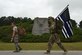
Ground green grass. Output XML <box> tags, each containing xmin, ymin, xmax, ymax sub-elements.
<box><xmin>0</xmin><ymin>42</ymin><xmax>82</xmax><ymax>50</ymax></box>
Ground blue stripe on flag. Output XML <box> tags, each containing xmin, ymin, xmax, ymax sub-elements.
<box><xmin>56</xmin><ymin>6</ymin><xmax>73</xmax><ymax>38</ymax></box>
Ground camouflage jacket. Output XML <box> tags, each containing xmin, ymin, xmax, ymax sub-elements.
<box><xmin>49</xmin><ymin>20</ymin><xmax>63</xmax><ymax>34</ymax></box>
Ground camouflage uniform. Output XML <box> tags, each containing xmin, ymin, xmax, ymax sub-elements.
<box><xmin>13</xmin><ymin>26</ymin><xmax>22</xmax><ymax>52</ymax></box>
<box><xmin>46</xmin><ymin>17</ymin><xmax>67</xmax><ymax>53</ymax></box>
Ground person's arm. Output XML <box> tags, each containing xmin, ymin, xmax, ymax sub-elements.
<box><xmin>23</xmin><ymin>28</ymin><xmax>26</xmax><ymax>35</ymax></box>
<box><xmin>11</xmin><ymin>28</ymin><xmax>16</xmax><ymax>42</ymax></box>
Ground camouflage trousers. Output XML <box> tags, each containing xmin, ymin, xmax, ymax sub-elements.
<box><xmin>47</xmin><ymin>33</ymin><xmax>67</xmax><ymax>52</ymax></box>
<box><xmin>13</xmin><ymin>35</ymin><xmax>21</xmax><ymax>51</ymax></box>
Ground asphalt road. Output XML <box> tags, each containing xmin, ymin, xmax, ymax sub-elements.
<box><xmin>0</xmin><ymin>51</ymin><xmax>82</xmax><ymax>55</ymax></box>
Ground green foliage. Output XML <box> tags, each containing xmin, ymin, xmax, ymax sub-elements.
<box><xmin>0</xmin><ymin>25</ymin><xmax>82</xmax><ymax>42</ymax></box>
<box><xmin>0</xmin><ymin>26</ymin><xmax>12</xmax><ymax>42</ymax></box>
<box><xmin>70</xmin><ymin>19</ymin><xmax>77</xmax><ymax>28</ymax></box>
<box><xmin>18</xmin><ymin>22</ymin><xmax>33</xmax><ymax>33</ymax></box>
<box><xmin>20</xmin><ymin>33</ymin><xmax>50</xmax><ymax>43</ymax></box>
<box><xmin>79</xmin><ymin>20</ymin><xmax>82</xmax><ymax>29</ymax></box>
<box><xmin>0</xmin><ymin>16</ymin><xmax>82</xmax><ymax>42</ymax></box>
<box><xmin>60</xmin><ymin>27</ymin><xmax>82</xmax><ymax>42</ymax></box>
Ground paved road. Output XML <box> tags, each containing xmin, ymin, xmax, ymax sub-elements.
<box><xmin>0</xmin><ymin>51</ymin><xmax>82</xmax><ymax>55</ymax></box>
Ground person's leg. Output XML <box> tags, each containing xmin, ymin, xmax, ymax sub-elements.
<box><xmin>54</xmin><ymin>33</ymin><xmax>67</xmax><ymax>52</ymax></box>
<box><xmin>13</xmin><ymin>37</ymin><xmax>21</xmax><ymax>52</ymax></box>
<box><xmin>18</xmin><ymin>44</ymin><xmax>22</xmax><ymax>51</ymax></box>
<box><xmin>45</xmin><ymin>35</ymin><xmax>55</xmax><ymax>54</ymax></box>
<box><xmin>14</xmin><ymin>42</ymin><xmax>20</xmax><ymax>52</ymax></box>
<box><xmin>57</xmin><ymin>42</ymin><xmax>67</xmax><ymax>52</ymax></box>
<box><xmin>17</xmin><ymin>36</ymin><xmax>22</xmax><ymax>51</ymax></box>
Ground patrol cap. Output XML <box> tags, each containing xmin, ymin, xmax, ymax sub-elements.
<box><xmin>48</xmin><ymin>16</ymin><xmax>55</xmax><ymax>21</ymax></box>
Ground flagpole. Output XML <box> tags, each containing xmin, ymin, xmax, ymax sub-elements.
<box><xmin>55</xmin><ymin>5</ymin><xmax>69</xmax><ymax>35</ymax></box>
<box><xmin>55</xmin><ymin>4</ymin><xmax>69</xmax><ymax>19</ymax></box>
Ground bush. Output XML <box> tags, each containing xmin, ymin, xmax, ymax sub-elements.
<box><xmin>0</xmin><ymin>26</ymin><xmax>12</xmax><ymax>42</ymax></box>
<box><xmin>60</xmin><ymin>28</ymin><xmax>82</xmax><ymax>42</ymax></box>
<box><xmin>0</xmin><ymin>25</ymin><xmax>50</xmax><ymax>42</ymax></box>
<box><xmin>0</xmin><ymin>25</ymin><xmax>82</xmax><ymax>43</ymax></box>
<box><xmin>20</xmin><ymin>33</ymin><xmax>50</xmax><ymax>43</ymax></box>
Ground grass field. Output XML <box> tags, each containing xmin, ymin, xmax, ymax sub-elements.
<box><xmin>0</xmin><ymin>42</ymin><xmax>82</xmax><ymax>50</ymax></box>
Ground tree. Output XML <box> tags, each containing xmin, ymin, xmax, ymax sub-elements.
<box><xmin>0</xmin><ymin>16</ymin><xmax>6</xmax><ymax>26</ymax></box>
<box><xmin>79</xmin><ymin>20</ymin><xmax>82</xmax><ymax>29</ymax></box>
<box><xmin>70</xmin><ymin>19</ymin><xmax>77</xmax><ymax>28</ymax></box>
<box><xmin>22</xmin><ymin>17</ymin><xmax>28</xmax><ymax>22</ymax></box>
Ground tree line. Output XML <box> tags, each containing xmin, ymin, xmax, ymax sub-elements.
<box><xmin>0</xmin><ymin>16</ymin><xmax>82</xmax><ymax>42</ymax></box>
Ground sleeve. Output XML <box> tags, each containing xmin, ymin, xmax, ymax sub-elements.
<box><xmin>13</xmin><ymin>27</ymin><xmax>17</xmax><ymax>32</ymax></box>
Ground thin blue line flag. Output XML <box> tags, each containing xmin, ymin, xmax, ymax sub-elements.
<box><xmin>56</xmin><ymin>5</ymin><xmax>73</xmax><ymax>38</ymax></box>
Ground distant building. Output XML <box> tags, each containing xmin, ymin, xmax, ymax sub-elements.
<box><xmin>32</xmin><ymin>17</ymin><xmax>49</xmax><ymax>35</ymax></box>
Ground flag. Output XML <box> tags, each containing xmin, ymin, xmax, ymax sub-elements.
<box><xmin>56</xmin><ymin>5</ymin><xmax>73</xmax><ymax>38</ymax></box>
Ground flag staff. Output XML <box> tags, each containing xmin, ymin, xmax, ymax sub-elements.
<box><xmin>55</xmin><ymin>5</ymin><xmax>69</xmax><ymax>33</ymax></box>
<box><xmin>55</xmin><ymin>4</ymin><xmax>69</xmax><ymax>19</ymax></box>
